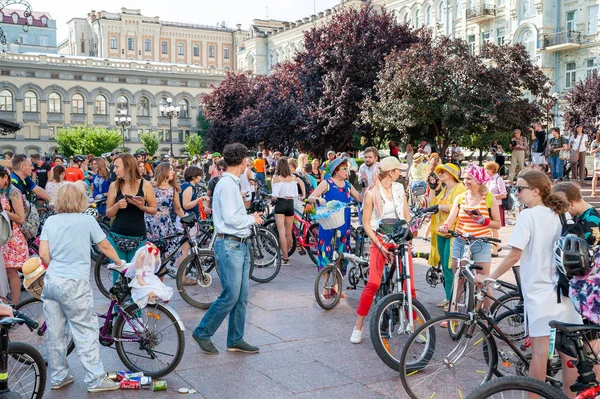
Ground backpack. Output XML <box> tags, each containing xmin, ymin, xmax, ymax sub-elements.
<box><xmin>556</xmin><ymin>214</ymin><xmax>586</xmax><ymax>302</ymax></box>
<box><xmin>496</xmin><ymin>176</ymin><xmax>514</xmax><ymax>211</ymax></box>
<box><xmin>7</xmin><ymin>182</ymin><xmax>39</xmax><ymax>241</ymax></box>
<box><xmin>293</xmin><ymin>172</ymin><xmax>314</xmax><ymax>197</ymax></box>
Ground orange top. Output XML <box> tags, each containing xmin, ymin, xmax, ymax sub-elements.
<box><xmin>254</xmin><ymin>158</ymin><xmax>267</xmax><ymax>173</ymax></box>
<box><xmin>64</xmin><ymin>167</ymin><xmax>84</xmax><ymax>182</ymax></box>
<box><xmin>455</xmin><ymin>194</ymin><xmax>491</xmax><ymax>238</ymax></box>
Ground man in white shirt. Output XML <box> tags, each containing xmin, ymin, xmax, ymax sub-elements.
<box><xmin>419</xmin><ymin>139</ymin><xmax>432</xmax><ymax>155</ymax></box>
<box><xmin>358</xmin><ymin>147</ymin><xmax>379</xmax><ymax>189</ymax></box>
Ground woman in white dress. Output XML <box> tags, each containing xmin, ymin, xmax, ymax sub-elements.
<box><xmin>476</xmin><ymin>169</ymin><xmax>581</xmax><ymax>398</ymax></box>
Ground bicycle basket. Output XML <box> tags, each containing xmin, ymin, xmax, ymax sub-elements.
<box><xmin>312</xmin><ymin>200</ymin><xmax>347</xmax><ymax>230</ymax></box>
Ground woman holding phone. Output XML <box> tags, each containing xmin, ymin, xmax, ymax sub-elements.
<box><xmin>106</xmin><ymin>154</ymin><xmax>157</xmax><ymax>263</ymax></box>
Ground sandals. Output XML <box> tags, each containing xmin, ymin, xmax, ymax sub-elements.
<box><xmin>592</xmin><ymin>193</ymin><xmax>597</xmax><ymax>198</ymax></box>
<box><xmin>282</xmin><ymin>258</ymin><xmax>290</xmax><ymax>265</ymax></box>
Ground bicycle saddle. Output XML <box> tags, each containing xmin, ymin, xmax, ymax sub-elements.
<box><xmin>181</xmin><ymin>213</ymin><xmax>198</xmax><ymax>226</ymax></box>
<box><xmin>549</xmin><ymin>320</ymin><xmax>600</xmax><ymax>334</ymax></box>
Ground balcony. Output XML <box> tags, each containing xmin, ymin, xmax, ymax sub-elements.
<box><xmin>466</xmin><ymin>5</ymin><xmax>496</xmax><ymax>23</ymax></box>
<box><xmin>542</xmin><ymin>31</ymin><xmax>582</xmax><ymax>52</ymax></box>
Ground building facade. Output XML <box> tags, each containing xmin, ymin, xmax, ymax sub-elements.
<box><xmin>0</xmin><ymin>52</ymin><xmax>225</xmax><ymax>156</ymax></box>
<box><xmin>60</xmin><ymin>8</ymin><xmax>246</xmax><ymax>72</ymax></box>
<box><xmin>0</xmin><ymin>8</ymin><xmax>57</xmax><ymax>54</ymax></box>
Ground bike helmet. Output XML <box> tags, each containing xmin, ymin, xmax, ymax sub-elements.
<box><xmin>553</xmin><ymin>234</ymin><xmax>591</xmax><ymax>278</ymax></box>
<box><xmin>72</xmin><ymin>155</ymin><xmax>85</xmax><ymax>163</ymax></box>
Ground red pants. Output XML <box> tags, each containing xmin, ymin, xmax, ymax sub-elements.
<box><xmin>356</xmin><ymin>241</ymin><xmax>416</xmax><ymax>317</ymax></box>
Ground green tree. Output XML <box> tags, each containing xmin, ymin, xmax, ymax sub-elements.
<box><xmin>139</xmin><ymin>131</ymin><xmax>160</xmax><ymax>157</ymax></box>
<box><xmin>56</xmin><ymin>125</ymin><xmax>122</xmax><ymax>156</ymax></box>
<box><xmin>185</xmin><ymin>133</ymin><xmax>204</xmax><ymax>158</ymax></box>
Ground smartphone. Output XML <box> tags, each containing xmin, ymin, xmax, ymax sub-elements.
<box><xmin>466</xmin><ymin>209</ymin><xmax>481</xmax><ymax>217</ymax></box>
<box><xmin>124</xmin><ymin>194</ymin><xmax>133</xmax><ymax>199</ymax></box>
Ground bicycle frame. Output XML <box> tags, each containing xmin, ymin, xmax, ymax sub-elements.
<box><xmin>0</xmin><ymin>326</ymin><xmax>9</xmax><ymax>392</ymax></box>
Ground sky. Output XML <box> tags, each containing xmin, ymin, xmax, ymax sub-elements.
<box><xmin>37</xmin><ymin>0</ymin><xmax>342</xmax><ymax>41</ymax></box>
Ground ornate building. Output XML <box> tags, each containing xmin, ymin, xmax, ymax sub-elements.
<box><xmin>0</xmin><ymin>8</ymin><xmax>57</xmax><ymax>54</ymax></box>
<box><xmin>0</xmin><ymin>52</ymin><xmax>225</xmax><ymax>155</ymax></box>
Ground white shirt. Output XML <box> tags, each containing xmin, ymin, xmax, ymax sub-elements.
<box><xmin>508</xmin><ymin>205</ymin><xmax>582</xmax><ymax>336</ymax></box>
<box><xmin>421</xmin><ymin>144</ymin><xmax>432</xmax><ymax>155</ymax></box>
<box><xmin>569</xmin><ymin>134</ymin><xmax>588</xmax><ymax>152</ymax></box>
<box><xmin>213</xmin><ymin>173</ymin><xmax>255</xmax><ymax>237</ymax></box>
<box><xmin>239</xmin><ymin>168</ymin><xmax>253</xmax><ymax>201</ymax></box>
<box><xmin>358</xmin><ymin>162</ymin><xmax>379</xmax><ymax>187</ymax></box>
<box><xmin>272</xmin><ymin>179</ymin><xmax>298</xmax><ymax>199</ymax></box>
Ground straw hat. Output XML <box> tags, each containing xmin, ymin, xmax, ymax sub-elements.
<box><xmin>413</xmin><ymin>153</ymin><xmax>425</xmax><ymax>163</ymax></box>
<box><xmin>22</xmin><ymin>257</ymin><xmax>46</xmax><ymax>300</ymax></box>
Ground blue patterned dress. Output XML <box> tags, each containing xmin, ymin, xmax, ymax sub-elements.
<box><xmin>145</xmin><ymin>187</ymin><xmax>179</xmax><ymax>255</ymax></box>
<box><xmin>317</xmin><ymin>178</ymin><xmax>352</xmax><ymax>274</ymax></box>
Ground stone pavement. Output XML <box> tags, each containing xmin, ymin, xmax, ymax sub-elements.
<box><xmin>35</xmin><ymin>223</ymin><xmax>518</xmax><ymax>399</ymax></box>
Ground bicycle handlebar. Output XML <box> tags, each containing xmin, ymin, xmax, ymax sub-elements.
<box><xmin>447</xmin><ymin>230</ymin><xmax>502</xmax><ymax>244</ymax></box>
<box><xmin>462</xmin><ymin>264</ymin><xmax>501</xmax><ymax>290</ymax></box>
<box><xmin>12</xmin><ymin>309</ymin><xmax>39</xmax><ymax>330</ymax></box>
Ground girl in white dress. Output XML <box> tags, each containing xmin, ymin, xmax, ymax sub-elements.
<box><xmin>476</xmin><ymin>169</ymin><xmax>581</xmax><ymax>398</ymax></box>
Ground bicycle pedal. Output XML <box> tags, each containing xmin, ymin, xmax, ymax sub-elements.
<box><xmin>346</xmin><ymin>286</ymin><xmax>355</xmax><ymax>290</ymax></box>
<box><xmin>298</xmin><ymin>249</ymin><xmax>307</xmax><ymax>256</ymax></box>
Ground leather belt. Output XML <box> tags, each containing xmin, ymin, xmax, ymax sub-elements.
<box><xmin>217</xmin><ymin>234</ymin><xmax>248</xmax><ymax>243</ymax></box>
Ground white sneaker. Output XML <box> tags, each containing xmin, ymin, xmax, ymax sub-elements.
<box><xmin>350</xmin><ymin>328</ymin><xmax>362</xmax><ymax>344</ymax></box>
<box><xmin>87</xmin><ymin>376</ymin><xmax>120</xmax><ymax>392</ymax></box>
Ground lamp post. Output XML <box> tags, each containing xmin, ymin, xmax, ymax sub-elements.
<box><xmin>159</xmin><ymin>97</ymin><xmax>180</xmax><ymax>156</ymax></box>
<box><xmin>114</xmin><ymin>113</ymin><xmax>131</xmax><ymax>151</ymax></box>
<box><xmin>0</xmin><ymin>0</ymin><xmax>33</xmax><ymax>45</ymax></box>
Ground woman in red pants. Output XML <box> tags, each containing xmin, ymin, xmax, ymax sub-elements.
<box><xmin>350</xmin><ymin>157</ymin><xmax>411</xmax><ymax>344</ymax></box>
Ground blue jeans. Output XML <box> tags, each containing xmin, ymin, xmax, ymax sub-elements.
<box><xmin>194</xmin><ymin>238</ymin><xmax>250</xmax><ymax>347</ymax></box>
<box><xmin>255</xmin><ymin>172</ymin><xmax>267</xmax><ymax>193</ymax></box>
<box><xmin>548</xmin><ymin>155</ymin><xmax>564</xmax><ymax>180</ymax></box>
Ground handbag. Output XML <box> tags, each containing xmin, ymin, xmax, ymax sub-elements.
<box><xmin>108</xmin><ymin>232</ymin><xmax>145</xmax><ymax>253</ymax></box>
<box><xmin>570</xmin><ymin>135</ymin><xmax>583</xmax><ymax>163</ymax></box>
<box><xmin>0</xmin><ymin>211</ymin><xmax>12</xmax><ymax>247</ymax></box>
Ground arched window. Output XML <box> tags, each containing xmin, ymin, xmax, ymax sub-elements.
<box><xmin>116</xmin><ymin>95</ymin><xmax>129</xmax><ymax>115</ymax></box>
<box><xmin>401</xmin><ymin>11</ymin><xmax>409</xmax><ymax>23</ymax></box>
<box><xmin>24</xmin><ymin>91</ymin><xmax>37</xmax><ymax>112</ymax></box>
<box><xmin>159</xmin><ymin>97</ymin><xmax>168</xmax><ymax>107</ymax></box>
<box><xmin>71</xmin><ymin>93</ymin><xmax>84</xmax><ymax>114</ymax></box>
<box><xmin>48</xmin><ymin>92</ymin><xmax>61</xmax><ymax>113</ymax></box>
<box><xmin>0</xmin><ymin>90</ymin><xmax>13</xmax><ymax>111</ymax></box>
<box><xmin>94</xmin><ymin>95</ymin><xmax>107</xmax><ymax>115</ymax></box>
<box><xmin>425</xmin><ymin>5</ymin><xmax>432</xmax><ymax>26</ymax></box>
<box><xmin>437</xmin><ymin>2</ymin><xmax>444</xmax><ymax>21</ymax></box>
<box><xmin>520</xmin><ymin>28</ymin><xmax>536</xmax><ymax>59</ymax></box>
<box><xmin>137</xmin><ymin>97</ymin><xmax>150</xmax><ymax>116</ymax></box>
<box><xmin>178</xmin><ymin>99</ymin><xmax>189</xmax><ymax>118</ymax></box>
<box><xmin>11</xmin><ymin>13</ymin><xmax>17</xmax><ymax>24</ymax></box>
<box><xmin>414</xmin><ymin>9</ymin><xmax>421</xmax><ymax>26</ymax></box>
<box><xmin>455</xmin><ymin>0</ymin><xmax>462</xmax><ymax>18</ymax></box>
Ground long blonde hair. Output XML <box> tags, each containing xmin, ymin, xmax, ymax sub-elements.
<box><xmin>367</xmin><ymin>166</ymin><xmax>393</xmax><ymax>217</ymax></box>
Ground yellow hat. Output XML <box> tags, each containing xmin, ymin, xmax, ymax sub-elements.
<box><xmin>435</xmin><ymin>163</ymin><xmax>461</xmax><ymax>182</ymax></box>
<box><xmin>22</xmin><ymin>257</ymin><xmax>46</xmax><ymax>300</ymax></box>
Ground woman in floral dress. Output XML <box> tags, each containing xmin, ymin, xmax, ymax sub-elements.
<box><xmin>145</xmin><ymin>163</ymin><xmax>184</xmax><ymax>258</ymax></box>
<box><xmin>0</xmin><ymin>166</ymin><xmax>28</xmax><ymax>303</ymax></box>
<box><xmin>308</xmin><ymin>157</ymin><xmax>361</xmax><ymax>274</ymax></box>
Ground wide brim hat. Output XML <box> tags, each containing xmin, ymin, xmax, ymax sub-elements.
<box><xmin>413</xmin><ymin>153</ymin><xmax>425</xmax><ymax>162</ymax></box>
<box><xmin>379</xmin><ymin>156</ymin><xmax>407</xmax><ymax>172</ymax></box>
<box><xmin>22</xmin><ymin>257</ymin><xmax>46</xmax><ymax>299</ymax></box>
<box><xmin>328</xmin><ymin>157</ymin><xmax>349</xmax><ymax>175</ymax></box>
<box><xmin>435</xmin><ymin>163</ymin><xmax>460</xmax><ymax>181</ymax></box>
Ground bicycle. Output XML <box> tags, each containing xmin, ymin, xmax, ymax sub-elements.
<box><xmin>465</xmin><ymin>376</ymin><xmax>566</xmax><ymax>399</ymax></box>
<box><xmin>0</xmin><ymin>309</ymin><xmax>46</xmax><ymax>399</ymax></box>
<box><xmin>399</xmin><ymin>265</ymin><xmax>562</xmax><ymax>399</ymax></box>
<box><xmin>14</xmin><ymin>264</ymin><xmax>186</xmax><ymax>378</ymax></box>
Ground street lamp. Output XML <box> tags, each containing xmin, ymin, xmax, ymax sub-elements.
<box><xmin>159</xmin><ymin>97</ymin><xmax>180</xmax><ymax>156</ymax></box>
<box><xmin>114</xmin><ymin>113</ymin><xmax>132</xmax><ymax>151</ymax></box>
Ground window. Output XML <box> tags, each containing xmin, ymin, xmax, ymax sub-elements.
<box><xmin>40</xmin><ymin>35</ymin><xmax>48</xmax><ymax>46</ymax></box>
<box><xmin>467</xmin><ymin>34</ymin><xmax>476</xmax><ymax>54</ymax></box>
<box><xmin>137</xmin><ymin>97</ymin><xmax>150</xmax><ymax>116</ymax></box>
<box><xmin>455</xmin><ymin>0</ymin><xmax>462</xmax><ymax>18</ymax></box>
<box><xmin>161</xmin><ymin>41</ymin><xmax>168</xmax><ymax>54</ymax></box>
<box><xmin>437</xmin><ymin>2</ymin><xmax>444</xmax><ymax>21</ymax></box>
<box><xmin>0</xmin><ymin>90</ymin><xmax>12</xmax><ymax>111</ymax></box>
<box><xmin>177</xmin><ymin>43</ymin><xmax>184</xmax><ymax>56</ymax></box>
<box><xmin>566</xmin><ymin>62</ymin><xmax>576</xmax><ymax>88</ymax></box>
<box><xmin>482</xmin><ymin>31</ymin><xmax>491</xmax><ymax>43</ymax></box>
<box><xmin>41</xmin><ymin>16</ymin><xmax>47</xmax><ymax>25</ymax></box>
<box><xmin>521</xmin><ymin>0</ymin><xmax>535</xmax><ymax>18</ymax></box>
<box><xmin>425</xmin><ymin>5</ymin><xmax>432</xmax><ymax>26</ymax></box>
<box><xmin>110</xmin><ymin>36</ymin><xmax>117</xmax><ymax>49</ymax></box>
<box><xmin>566</xmin><ymin>11</ymin><xmax>576</xmax><ymax>31</ymax></box>
<box><xmin>48</xmin><ymin>93</ymin><xmax>61</xmax><ymax>113</ymax></box>
<box><xmin>94</xmin><ymin>95</ymin><xmax>107</xmax><ymax>115</ymax></box>
<box><xmin>588</xmin><ymin>6</ymin><xmax>598</xmax><ymax>35</ymax></box>
<box><xmin>144</xmin><ymin>39</ymin><xmax>151</xmax><ymax>52</ymax></box>
<box><xmin>48</xmin><ymin>126</ymin><xmax>55</xmax><ymax>139</ymax></box>
<box><xmin>587</xmin><ymin>59</ymin><xmax>597</xmax><ymax>78</ymax></box>
<box><xmin>497</xmin><ymin>27</ymin><xmax>505</xmax><ymax>45</ymax></box>
<box><xmin>71</xmin><ymin>94</ymin><xmax>85</xmax><ymax>114</ymax></box>
<box><xmin>208</xmin><ymin>45</ymin><xmax>215</xmax><ymax>58</ymax></box>
<box><xmin>116</xmin><ymin>95</ymin><xmax>129</xmax><ymax>115</ymax></box>
<box><xmin>414</xmin><ymin>9</ymin><xmax>421</xmax><ymax>27</ymax></box>
<box><xmin>178</xmin><ymin>130</ymin><xmax>190</xmax><ymax>143</ymax></box>
<box><xmin>520</xmin><ymin>29</ymin><xmax>536</xmax><ymax>59</ymax></box>
<box><xmin>497</xmin><ymin>0</ymin><xmax>505</xmax><ymax>6</ymax></box>
<box><xmin>193</xmin><ymin>44</ymin><xmax>200</xmax><ymax>57</ymax></box>
<box><xmin>19</xmin><ymin>35</ymin><xmax>27</xmax><ymax>44</ymax></box>
<box><xmin>11</xmin><ymin>13</ymin><xmax>17</xmax><ymax>24</ymax></box>
<box><xmin>224</xmin><ymin>47</ymin><xmax>230</xmax><ymax>59</ymax></box>
<box><xmin>178</xmin><ymin>99</ymin><xmax>189</xmax><ymax>118</ymax></box>
<box><xmin>26</xmin><ymin>15</ymin><xmax>32</xmax><ymax>25</ymax></box>
<box><xmin>24</xmin><ymin>91</ymin><xmax>37</xmax><ymax>112</ymax></box>
<box><xmin>159</xmin><ymin>97</ymin><xmax>168</xmax><ymax>108</ymax></box>
<box><xmin>127</xmin><ymin>38</ymin><xmax>134</xmax><ymax>51</ymax></box>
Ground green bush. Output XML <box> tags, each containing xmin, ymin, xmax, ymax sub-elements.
<box><xmin>56</xmin><ymin>125</ymin><xmax>122</xmax><ymax>156</ymax></box>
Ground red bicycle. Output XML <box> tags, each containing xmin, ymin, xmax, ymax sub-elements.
<box><xmin>263</xmin><ymin>201</ymin><xmax>320</xmax><ymax>265</ymax></box>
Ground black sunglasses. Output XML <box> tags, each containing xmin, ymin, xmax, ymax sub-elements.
<box><xmin>515</xmin><ymin>185</ymin><xmax>532</xmax><ymax>193</ymax></box>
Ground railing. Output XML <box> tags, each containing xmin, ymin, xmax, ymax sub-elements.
<box><xmin>466</xmin><ymin>5</ymin><xmax>496</xmax><ymax>20</ymax></box>
<box><xmin>542</xmin><ymin>31</ymin><xmax>582</xmax><ymax>48</ymax></box>
<box><xmin>160</xmin><ymin>21</ymin><xmax>234</xmax><ymax>32</ymax></box>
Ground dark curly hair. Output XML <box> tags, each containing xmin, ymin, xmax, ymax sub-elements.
<box><xmin>222</xmin><ymin>143</ymin><xmax>247</xmax><ymax>167</ymax></box>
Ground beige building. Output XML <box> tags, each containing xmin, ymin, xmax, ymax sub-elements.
<box><xmin>59</xmin><ymin>8</ymin><xmax>246</xmax><ymax>71</ymax></box>
<box><xmin>0</xmin><ymin>52</ymin><xmax>226</xmax><ymax>155</ymax></box>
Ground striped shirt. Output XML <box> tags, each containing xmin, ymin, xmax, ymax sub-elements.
<box><xmin>455</xmin><ymin>194</ymin><xmax>491</xmax><ymax>238</ymax></box>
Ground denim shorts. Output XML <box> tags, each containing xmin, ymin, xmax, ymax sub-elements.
<box><xmin>451</xmin><ymin>236</ymin><xmax>492</xmax><ymax>263</ymax></box>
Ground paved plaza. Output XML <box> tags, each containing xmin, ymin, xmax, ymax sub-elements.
<box><xmin>36</xmin><ymin>224</ymin><xmax>517</xmax><ymax>399</ymax></box>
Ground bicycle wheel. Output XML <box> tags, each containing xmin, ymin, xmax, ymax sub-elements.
<box><xmin>114</xmin><ymin>302</ymin><xmax>185</xmax><ymax>378</ymax></box>
<box><xmin>489</xmin><ymin>291</ymin><xmax>522</xmax><ymax>320</ymax></box>
<box><xmin>5</xmin><ymin>342</ymin><xmax>47</xmax><ymax>399</ymax></box>
<box><xmin>176</xmin><ymin>251</ymin><xmax>222</xmax><ymax>309</ymax></box>
<box><xmin>448</xmin><ymin>275</ymin><xmax>473</xmax><ymax>340</ymax></box>
<box><xmin>13</xmin><ymin>297</ymin><xmax>75</xmax><ymax>360</ymax></box>
<box><xmin>306</xmin><ymin>223</ymin><xmax>320</xmax><ymax>266</ymax></box>
<box><xmin>400</xmin><ymin>314</ymin><xmax>497</xmax><ymax>399</ymax></box>
<box><xmin>91</xmin><ymin>222</ymin><xmax>110</xmax><ymax>263</ymax></box>
<box><xmin>314</xmin><ymin>264</ymin><xmax>343</xmax><ymax>310</ymax></box>
<box><xmin>464</xmin><ymin>376</ymin><xmax>567</xmax><ymax>399</ymax></box>
<box><xmin>250</xmin><ymin>230</ymin><xmax>281</xmax><ymax>283</ymax></box>
<box><xmin>369</xmin><ymin>293</ymin><xmax>432</xmax><ymax>371</ymax></box>
<box><xmin>262</xmin><ymin>219</ymin><xmax>296</xmax><ymax>257</ymax></box>
<box><xmin>93</xmin><ymin>254</ymin><xmax>114</xmax><ymax>299</ymax></box>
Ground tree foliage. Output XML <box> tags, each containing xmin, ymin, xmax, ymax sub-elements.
<box><xmin>56</xmin><ymin>125</ymin><xmax>122</xmax><ymax>157</ymax></box>
<box><xmin>138</xmin><ymin>131</ymin><xmax>160</xmax><ymax>157</ymax></box>
<box><xmin>185</xmin><ymin>133</ymin><xmax>204</xmax><ymax>158</ymax></box>
<box><xmin>562</xmin><ymin>72</ymin><xmax>600</xmax><ymax>134</ymax></box>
